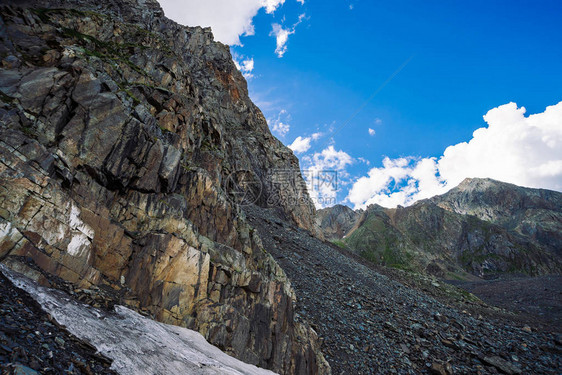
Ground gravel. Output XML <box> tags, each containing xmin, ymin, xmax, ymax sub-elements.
<box><xmin>0</xmin><ymin>272</ymin><xmax>116</xmax><ymax>375</ymax></box>
<box><xmin>245</xmin><ymin>205</ymin><xmax>562</xmax><ymax>375</ymax></box>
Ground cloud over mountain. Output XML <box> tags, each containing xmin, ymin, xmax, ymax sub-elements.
<box><xmin>158</xmin><ymin>0</ymin><xmax>286</xmax><ymax>45</ymax></box>
<box><xmin>348</xmin><ymin>102</ymin><xmax>562</xmax><ymax>208</ymax></box>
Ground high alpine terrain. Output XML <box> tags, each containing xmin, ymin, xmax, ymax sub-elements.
<box><xmin>0</xmin><ymin>0</ymin><xmax>560</xmax><ymax>374</ymax></box>
<box><xmin>321</xmin><ymin>178</ymin><xmax>562</xmax><ymax>279</ymax></box>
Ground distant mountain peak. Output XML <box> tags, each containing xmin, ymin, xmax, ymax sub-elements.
<box><xmin>318</xmin><ymin>179</ymin><xmax>562</xmax><ymax>278</ymax></box>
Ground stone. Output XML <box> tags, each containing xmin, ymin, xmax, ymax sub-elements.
<box><xmin>0</xmin><ymin>1</ymin><xmax>327</xmax><ymax>373</ymax></box>
<box><xmin>384</xmin><ymin>321</ymin><xmax>398</xmax><ymax>332</ymax></box>
<box><xmin>13</xmin><ymin>364</ymin><xmax>40</xmax><ymax>375</ymax></box>
<box><xmin>2</xmin><ymin>55</ymin><xmax>21</xmax><ymax>69</ymax></box>
<box><xmin>430</xmin><ymin>362</ymin><xmax>452</xmax><ymax>375</ymax></box>
<box><xmin>483</xmin><ymin>356</ymin><xmax>522</xmax><ymax>375</ymax></box>
<box><xmin>410</xmin><ymin>323</ymin><xmax>424</xmax><ymax>333</ymax></box>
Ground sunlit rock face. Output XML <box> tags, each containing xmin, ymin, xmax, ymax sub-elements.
<box><xmin>0</xmin><ymin>0</ymin><xmax>328</xmax><ymax>373</ymax></box>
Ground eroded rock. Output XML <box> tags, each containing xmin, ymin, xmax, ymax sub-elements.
<box><xmin>0</xmin><ymin>1</ymin><xmax>328</xmax><ymax>373</ymax></box>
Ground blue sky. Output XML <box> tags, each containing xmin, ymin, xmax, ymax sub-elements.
<box><xmin>159</xmin><ymin>0</ymin><xmax>562</xmax><ymax>208</ymax></box>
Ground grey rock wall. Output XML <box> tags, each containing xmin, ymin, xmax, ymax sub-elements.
<box><xmin>0</xmin><ymin>1</ymin><xmax>328</xmax><ymax>373</ymax></box>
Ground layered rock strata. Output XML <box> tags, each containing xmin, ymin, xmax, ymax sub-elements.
<box><xmin>0</xmin><ymin>1</ymin><xmax>327</xmax><ymax>373</ymax></box>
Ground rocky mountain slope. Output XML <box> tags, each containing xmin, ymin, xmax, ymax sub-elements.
<box><xmin>315</xmin><ymin>204</ymin><xmax>361</xmax><ymax>240</ymax></box>
<box><xmin>246</xmin><ymin>205</ymin><xmax>561</xmax><ymax>374</ymax></box>
<box><xmin>1</xmin><ymin>0</ymin><xmax>560</xmax><ymax>374</ymax></box>
<box><xmin>430</xmin><ymin>178</ymin><xmax>562</xmax><ymax>259</ymax></box>
<box><xmin>320</xmin><ymin>178</ymin><xmax>562</xmax><ymax>278</ymax></box>
<box><xmin>0</xmin><ymin>0</ymin><xmax>327</xmax><ymax>373</ymax></box>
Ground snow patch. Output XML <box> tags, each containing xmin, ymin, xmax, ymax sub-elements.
<box><xmin>69</xmin><ymin>203</ymin><xmax>94</xmax><ymax>239</ymax></box>
<box><xmin>66</xmin><ymin>203</ymin><xmax>93</xmax><ymax>258</ymax></box>
<box><xmin>0</xmin><ymin>221</ymin><xmax>13</xmax><ymax>240</ymax></box>
<box><xmin>1</xmin><ymin>265</ymin><xmax>278</xmax><ymax>375</ymax></box>
<box><xmin>67</xmin><ymin>233</ymin><xmax>91</xmax><ymax>258</ymax></box>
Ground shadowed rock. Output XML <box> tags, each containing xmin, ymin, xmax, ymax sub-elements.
<box><xmin>0</xmin><ymin>1</ymin><xmax>328</xmax><ymax>373</ymax></box>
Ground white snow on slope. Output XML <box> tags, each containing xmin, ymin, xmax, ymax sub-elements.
<box><xmin>1</xmin><ymin>265</ymin><xmax>277</xmax><ymax>375</ymax></box>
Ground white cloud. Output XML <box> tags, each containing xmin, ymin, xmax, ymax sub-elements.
<box><xmin>289</xmin><ymin>132</ymin><xmax>323</xmax><ymax>154</ymax></box>
<box><xmin>158</xmin><ymin>0</ymin><xmax>285</xmax><ymax>45</ymax></box>
<box><xmin>438</xmin><ymin>102</ymin><xmax>562</xmax><ymax>190</ymax></box>
<box><xmin>347</xmin><ymin>156</ymin><xmax>448</xmax><ymax>208</ymax></box>
<box><xmin>374</xmin><ymin>118</ymin><xmax>383</xmax><ymax>125</ymax></box>
<box><xmin>358</xmin><ymin>157</ymin><xmax>370</xmax><ymax>165</ymax></box>
<box><xmin>263</xmin><ymin>0</ymin><xmax>286</xmax><ymax>13</ymax></box>
<box><xmin>268</xmin><ymin>109</ymin><xmax>291</xmax><ymax>137</ymax></box>
<box><xmin>232</xmin><ymin>53</ymin><xmax>255</xmax><ymax>79</ymax></box>
<box><xmin>289</xmin><ymin>136</ymin><xmax>311</xmax><ymax>153</ymax></box>
<box><xmin>270</xmin><ymin>13</ymin><xmax>306</xmax><ymax>57</ymax></box>
<box><xmin>307</xmin><ymin>146</ymin><xmax>353</xmax><ymax>171</ymax></box>
<box><xmin>270</xmin><ymin>24</ymin><xmax>291</xmax><ymax>57</ymax></box>
<box><xmin>368</xmin><ymin>128</ymin><xmax>376</xmax><ymax>136</ymax></box>
<box><xmin>301</xmin><ymin>146</ymin><xmax>354</xmax><ymax>208</ymax></box>
<box><xmin>348</xmin><ymin>102</ymin><xmax>562</xmax><ymax>209</ymax></box>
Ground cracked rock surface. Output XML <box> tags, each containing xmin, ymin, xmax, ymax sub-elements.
<box><xmin>0</xmin><ymin>0</ymin><xmax>326</xmax><ymax>373</ymax></box>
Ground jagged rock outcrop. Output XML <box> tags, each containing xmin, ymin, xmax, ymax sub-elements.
<box><xmin>315</xmin><ymin>204</ymin><xmax>360</xmax><ymax>240</ymax></box>
<box><xmin>0</xmin><ymin>0</ymin><xmax>328</xmax><ymax>373</ymax></box>
<box><xmin>320</xmin><ymin>179</ymin><xmax>562</xmax><ymax>279</ymax></box>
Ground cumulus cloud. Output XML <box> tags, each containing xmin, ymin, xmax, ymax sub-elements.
<box><xmin>438</xmin><ymin>102</ymin><xmax>562</xmax><ymax>190</ymax></box>
<box><xmin>158</xmin><ymin>0</ymin><xmax>285</xmax><ymax>45</ymax></box>
<box><xmin>306</xmin><ymin>146</ymin><xmax>354</xmax><ymax>171</ymax></box>
<box><xmin>368</xmin><ymin>128</ymin><xmax>376</xmax><ymax>136</ymax></box>
<box><xmin>232</xmin><ymin>53</ymin><xmax>255</xmax><ymax>79</ymax></box>
<box><xmin>348</xmin><ymin>102</ymin><xmax>562</xmax><ymax>209</ymax></box>
<box><xmin>289</xmin><ymin>136</ymin><xmax>311</xmax><ymax>154</ymax></box>
<box><xmin>301</xmin><ymin>146</ymin><xmax>354</xmax><ymax>207</ymax></box>
<box><xmin>268</xmin><ymin>109</ymin><xmax>291</xmax><ymax>137</ymax></box>
<box><xmin>263</xmin><ymin>0</ymin><xmax>286</xmax><ymax>13</ymax></box>
<box><xmin>270</xmin><ymin>13</ymin><xmax>306</xmax><ymax>57</ymax></box>
<box><xmin>289</xmin><ymin>132</ymin><xmax>323</xmax><ymax>154</ymax></box>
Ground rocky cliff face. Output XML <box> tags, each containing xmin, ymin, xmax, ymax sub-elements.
<box><xmin>321</xmin><ymin>179</ymin><xmax>562</xmax><ymax>279</ymax></box>
<box><xmin>315</xmin><ymin>204</ymin><xmax>360</xmax><ymax>240</ymax></box>
<box><xmin>430</xmin><ymin>178</ymin><xmax>562</xmax><ymax>259</ymax></box>
<box><xmin>0</xmin><ymin>0</ymin><xmax>328</xmax><ymax>373</ymax></box>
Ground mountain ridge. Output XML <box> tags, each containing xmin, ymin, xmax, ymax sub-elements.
<box><xmin>1</xmin><ymin>1</ymin><xmax>561</xmax><ymax>374</ymax></box>
<box><xmin>319</xmin><ymin>178</ymin><xmax>562</xmax><ymax>278</ymax></box>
